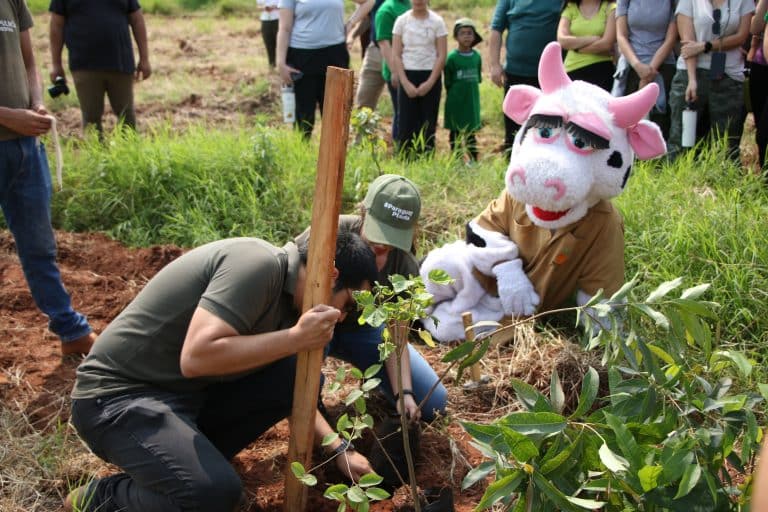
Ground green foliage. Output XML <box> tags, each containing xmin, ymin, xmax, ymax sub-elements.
<box><xmin>463</xmin><ymin>278</ymin><xmax>765</xmax><ymax>511</ymax></box>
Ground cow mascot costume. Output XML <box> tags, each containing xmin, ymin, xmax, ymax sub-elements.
<box><xmin>421</xmin><ymin>42</ymin><xmax>667</xmax><ymax>342</ymax></box>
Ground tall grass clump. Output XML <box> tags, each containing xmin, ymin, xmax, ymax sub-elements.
<box><xmin>617</xmin><ymin>137</ymin><xmax>768</xmax><ymax>366</ymax></box>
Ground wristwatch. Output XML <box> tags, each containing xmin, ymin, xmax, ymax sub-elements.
<box><xmin>704</xmin><ymin>41</ymin><xmax>713</xmax><ymax>54</ymax></box>
<box><xmin>330</xmin><ymin>438</ymin><xmax>355</xmax><ymax>458</ymax></box>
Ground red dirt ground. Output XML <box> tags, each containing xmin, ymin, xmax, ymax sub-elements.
<box><xmin>0</xmin><ymin>230</ymin><xmax>487</xmax><ymax>511</ymax></box>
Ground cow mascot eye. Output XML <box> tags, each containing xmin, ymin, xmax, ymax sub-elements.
<box><xmin>535</xmin><ymin>126</ymin><xmax>561</xmax><ymax>142</ymax></box>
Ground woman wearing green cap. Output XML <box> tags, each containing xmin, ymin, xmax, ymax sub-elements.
<box><xmin>296</xmin><ymin>174</ymin><xmax>447</xmax><ymax>422</ymax></box>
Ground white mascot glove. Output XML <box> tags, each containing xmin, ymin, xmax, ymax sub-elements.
<box><xmin>492</xmin><ymin>259</ymin><xmax>540</xmax><ymax>317</ymax></box>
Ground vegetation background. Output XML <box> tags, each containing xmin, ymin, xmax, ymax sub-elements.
<box><xmin>2</xmin><ymin>0</ymin><xmax>767</xmax><ymax>510</ymax></box>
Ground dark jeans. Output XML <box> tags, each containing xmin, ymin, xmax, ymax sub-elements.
<box><xmin>387</xmin><ymin>79</ymin><xmax>400</xmax><ymax>141</ymax></box>
<box><xmin>287</xmin><ymin>43</ymin><xmax>350</xmax><ymax>138</ymax></box>
<box><xmin>567</xmin><ymin>60</ymin><xmax>615</xmax><ymax>92</ymax></box>
<box><xmin>261</xmin><ymin>19</ymin><xmax>278</xmax><ymax>68</ymax></box>
<box><xmin>70</xmin><ymin>356</ymin><xmax>297</xmax><ymax>512</ymax></box>
<box><xmin>0</xmin><ymin>137</ymin><xmax>92</xmax><ymax>343</ymax></box>
<box><xmin>397</xmin><ymin>69</ymin><xmax>441</xmax><ymax>157</ymax></box>
<box><xmin>502</xmin><ymin>72</ymin><xmax>540</xmax><ymax>151</ymax></box>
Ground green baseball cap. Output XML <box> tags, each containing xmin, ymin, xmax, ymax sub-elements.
<box><xmin>362</xmin><ymin>174</ymin><xmax>421</xmax><ymax>252</ymax></box>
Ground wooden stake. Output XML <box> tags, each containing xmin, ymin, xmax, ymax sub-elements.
<box><xmin>462</xmin><ymin>312</ymin><xmax>483</xmax><ymax>383</ymax></box>
<box><xmin>284</xmin><ymin>66</ymin><xmax>354</xmax><ymax>512</ymax></box>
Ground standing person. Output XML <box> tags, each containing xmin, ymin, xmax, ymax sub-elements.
<box><xmin>391</xmin><ymin>0</ymin><xmax>448</xmax><ymax>157</ymax></box>
<box><xmin>64</xmin><ymin>232</ymin><xmax>379</xmax><ymax>512</ymax></box>
<box><xmin>354</xmin><ymin>0</ymin><xmax>387</xmax><ymax>110</ymax></box>
<box><xmin>296</xmin><ymin>174</ymin><xmax>447</xmax><ymax>423</ymax></box>
<box><xmin>614</xmin><ymin>0</ymin><xmax>678</xmax><ymax>140</ymax></box>
<box><xmin>668</xmin><ymin>0</ymin><xmax>753</xmax><ymax>161</ymax></box>
<box><xmin>375</xmin><ymin>0</ymin><xmax>411</xmax><ymax>142</ymax></box>
<box><xmin>489</xmin><ymin>0</ymin><xmax>562</xmax><ymax>152</ymax></box>
<box><xmin>444</xmin><ymin>18</ymin><xmax>483</xmax><ymax>162</ymax></box>
<box><xmin>749</xmin><ymin>0</ymin><xmax>768</xmax><ymax>171</ymax></box>
<box><xmin>276</xmin><ymin>0</ymin><xmax>367</xmax><ymax>139</ymax></box>
<box><xmin>558</xmin><ymin>0</ymin><xmax>618</xmax><ymax>91</ymax></box>
<box><xmin>49</xmin><ymin>0</ymin><xmax>151</xmax><ymax>135</ymax></box>
<box><xmin>1</xmin><ymin>0</ymin><xmax>96</xmax><ymax>357</ymax></box>
<box><xmin>258</xmin><ymin>0</ymin><xmax>279</xmax><ymax>68</ymax></box>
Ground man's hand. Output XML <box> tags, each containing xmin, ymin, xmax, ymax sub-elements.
<box><xmin>289</xmin><ymin>304</ymin><xmax>341</xmax><ymax>351</ymax></box>
<box><xmin>490</xmin><ymin>63</ymin><xmax>504</xmax><ymax>88</ymax></box>
<box><xmin>135</xmin><ymin>59</ymin><xmax>152</xmax><ymax>81</ymax></box>
<box><xmin>49</xmin><ymin>65</ymin><xmax>65</xmax><ymax>85</ymax></box>
<box><xmin>335</xmin><ymin>449</ymin><xmax>374</xmax><ymax>481</ymax></box>
<box><xmin>0</xmin><ymin>108</ymin><xmax>52</xmax><ymax>137</ymax></box>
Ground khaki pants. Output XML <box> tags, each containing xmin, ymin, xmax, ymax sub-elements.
<box><xmin>72</xmin><ymin>70</ymin><xmax>135</xmax><ymax>133</ymax></box>
<box><xmin>354</xmin><ymin>43</ymin><xmax>385</xmax><ymax>110</ymax></box>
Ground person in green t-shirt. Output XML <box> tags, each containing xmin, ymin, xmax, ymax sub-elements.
<box><xmin>64</xmin><ymin>232</ymin><xmax>379</xmax><ymax>512</ymax></box>
<box><xmin>444</xmin><ymin>18</ymin><xmax>483</xmax><ymax>162</ymax></box>
<box><xmin>557</xmin><ymin>0</ymin><xmax>617</xmax><ymax>91</ymax></box>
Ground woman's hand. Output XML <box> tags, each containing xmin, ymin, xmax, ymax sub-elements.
<box><xmin>680</xmin><ymin>40</ymin><xmax>705</xmax><ymax>59</ymax></box>
<box><xmin>278</xmin><ymin>64</ymin><xmax>302</xmax><ymax>86</ymax></box>
<box><xmin>335</xmin><ymin>449</ymin><xmax>374</xmax><ymax>481</ymax></box>
<box><xmin>397</xmin><ymin>393</ymin><xmax>421</xmax><ymax>422</ymax></box>
<box><xmin>415</xmin><ymin>80</ymin><xmax>433</xmax><ymax>97</ymax></box>
<box><xmin>402</xmin><ymin>79</ymin><xmax>418</xmax><ymax>98</ymax></box>
<box><xmin>635</xmin><ymin>62</ymin><xmax>657</xmax><ymax>84</ymax></box>
<box><xmin>685</xmin><ymin>78</ymin><xmax>698</xmax><ymax>103</ymax></box>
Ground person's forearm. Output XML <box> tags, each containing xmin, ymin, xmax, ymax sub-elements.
<box><xmin>378</xmin><ymin>40</ymin><xmax>395</xmax><ymax>70</ymax></box>
<box><xmin>751</xmin><ymin>0</ymin><xmax>768</xmax><ymax>34</ymax></box>
<box><xmin>715</xmin><ymin>18</ymin><xmax>751</xmax><ymax>52</ymax></box>
<box><xmin>49</xmin><ymin>14</ymin><xmax>65</xmax><ymax>70</ymax></box>
<box><xmin>313</xmin><ymin>410</ymin><xmax>344</xmax><ymax>450</ymax></box>
<box><xmin>348</xmin><ymin>0</ymin><xmax>373</xmax><ymax>28</ymax></box>
<box><xmin>276</xmin><ymin>10</ymin><xmax>293</xmax><ymax>70</ymax></box>
<box><xmin>559</xmin><ymin>34</ymin><xmax>599</xmax><ymax>50</ymax></box>
<box><xmin>649</xmin><ymin>22</ymin><xmax>678</xmax><ymax>71</ymax></box>
<box><xmin>129</xmin><ymin>11</ymin><xmax>150</xmax><ymax>62</ymax></box>
<box><xmin>20</xmin><ymin>31</ymin><xmax>43</xmax><ymax>107</ymax></box>
<box><xmin>489</xmin><ymin>30</ymin><xmax>502</xmax><ymax>68</ymax></box>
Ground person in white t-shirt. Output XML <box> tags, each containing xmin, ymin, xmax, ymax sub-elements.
<box><xmin>390</xmin><ymin>0</ymin><xmax>447</xmax><ymax>157</ymax></box>
<box><xmin>668</xmin><ymin>0</ymin><xmax>753</xmax><ymax>161</ymax></box>
<box><xmin>257</xmin><ymin>0</ymin><xmax>279</xmax><ymax>67</ymax></box>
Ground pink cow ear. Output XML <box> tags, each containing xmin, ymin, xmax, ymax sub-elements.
<box><xmin>628</xmin><ymin>120</ymin><xmax>666</xmax><ymax>160</ymax></box>
<box><xmin>503</xmin><ymin>85</ymin><xmax>542</xmax><ymax>125</ymax></box>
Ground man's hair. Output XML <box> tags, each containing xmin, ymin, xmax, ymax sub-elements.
<box><xmin>298</xmin><ymin>230</ymin><xmax>378</xmax><ymax>291</ymax></box>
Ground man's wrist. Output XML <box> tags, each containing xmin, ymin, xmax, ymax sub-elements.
<box><xmin>328</xmin><ymin>438</ymin><xmax>355</xmax><ymax>457</ymax></box>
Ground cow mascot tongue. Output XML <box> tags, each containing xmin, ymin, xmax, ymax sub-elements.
<box><xmin>421</xmin><ymin>42</ymin><xmax>667</xmax><ymax>342</ymax></box>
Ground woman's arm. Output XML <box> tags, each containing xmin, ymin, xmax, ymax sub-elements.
<box><xmin>578</xmin><ymin>6</ymin><xmax>617</xmax><ymax>55</ymax></box>
<box><xmin>557</xmin><ymin>16</ymin><xmax>600</xmax><ymax>50</ymax></box>
<box><xmin>276</xmin><ymin>8</ymin><xmax>300</xmax><ymax>85</ymax></box>
<box><xmin>417</xmin><ymin>34</ymin><xmax>447</xmax><ymax>96</ymax></box>
<box><xmin>617</xmin><ymin>13</ymin><xmax>656</xmax><ymax>82</ymax></box>
<box><xmin>648</xmin><ymin>15</ymin><xmax>678</xmax><ymax>72</ymax></box>
<box><xmin>677</xmin><ymin>13</ymin><xmax>699</xmax><ymax>103</ymax></box>
<box><xmin>751</xmin><ymin>0</ymin><xmax>768</xmax><ymax>35</ymax></box>
<box><xmin>392</xmin><ymin>33</ymin><xmax>416</xmax><ymax>97</ymax></box>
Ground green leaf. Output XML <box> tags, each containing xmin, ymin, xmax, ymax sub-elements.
<box><xmin>570</xmin><ymin>367</ymin><xmax>599</xmax><ymax>419</ymax></box>
<box><xmin>609</xmin><ymin>278</ymin><xmax>637</xmax><ymax>303</ymax></box>
<box><xmin>324</xmin><ymin>483</ymin><xmax>349</xmax><ymax>501</ymax></box>
<box><xmin>336</xmin><ymin>414</ymin><xmax>352</xmax><ymax>432</ymax></box>
<box><xmin>427</xmin><ymin>268</ymin><xmax>454</xmax><ymax>285</ymax></box>
<box><xmin>362</xmin><ymin>378</ymin><xmax>381</xmax><ymax>392</ymax></box>
<box><xmin>346</xmin><ymin>485</ymin><xmax>366</xmax><ymax>503</ymax></box>
<box><xmin>500</xmin><ymin>428</ymin><xmax>540</xmax><ymax>462</ymax></box>
<box><xmin>442</xmin><ymin>341</ymin><xmax>475</xmax><ymax>363</ymax></box>
<box><xmin>633</xmin><ymin>303</ymin><xmax>669</xmax><ymax>329</ymax></box>
<box><xmin>598</xmin><ymin>443</ymin><xmax>629</xmax><ymax>473</ymax></box>
<box><xmin>712</xmin><ymin>350</ymin><xmax>752</xmax><ymax>378</ymax></box>
<box><xmin>498</xmin><ymin>412</ymin><xmax>567</xmax><ymax>436</ymax></box>
<box><xmin>680</xmin><ymin>283</ymin><xmax>710</xmax><ymax>300</ymax></box>
<box><xmin>603</xmin><ymin>413</ymin><xmax>641</xmax><ymax>467</ymax></box>
<box><xmin>461</xmin><ymin>422</ymin><xmax>504</xmax><ymax>446</ymax></box>
<box><xmin>358</xmin><ymin>472</ymin><xmax>383</xmax><ymax>487</ymax></box>
<box><xmin>345</xmin><ymin>389</ymin><xmax>364</xmax><ymax>405</ymax></box>
<box><xmin>417</xmin><ymin>328</ymin><xmax>436</xmax><ymax>347</ymax></box>
<box><xmin>550</xmin><ymin>370</ymin><xmax>565</xmax><ymax>414</ymax></box>
<box><xmin>660</xmin><ymin>447</ymin><xmax>694</xmax><ymax>483</ymax></box>
<box><xmin>510</xmin><ymin>379</ymin><xmax>549</xmax><ymax>411</ymax></box>
<box><xmin>758</xmin><ymin>383</ymin><xmax>768</xmax><ymax>402</ymax></box>
<box><xmin>540</xmin><ymin>433</ymin><xmax>582</xmax><ymax>475</ymax></box>
<box><xmin>669</xmin><ymin>298</ymin><xmax>718</xmax><ymax>319</ymax></box>
<box><xmin>462</xmin><ymin>461</ymin><xmax>495</xmax><ymax>490</ymax></box>
<box><xmin>322</xmin><ymin>432</ymin><xmax>339</xmax><ymax>446</ymax></box>
<box><xmin>638</xmin><ymin>465</ymin><xmax>663</xmax><ymax>492</ymax></box>
<box><xmin>290</xmin><ymin>462</ymin><xmax>317</xmax><ymax>486</ymax></box>
<box><xmin>365</xmin><ymin>487</ymin><xmax>390</xmax><ymax>500</ymax></box>
<box><xmin>674</xmin><ymin>463</ymin><xmax>701</xmax><ymax>499</ymax></box>
<box><xmin>646</xmin><ymin>277</ymin><xmax>682</xmax><ymax>302</ymax></box>
<box><xmin>566</xmin><ymin>496</ymin><xmax>607</xmax><ymax>509</ymax></box>
<box><xmin>475</xmin><ymin>471</ymin><xmax>525</xmax><ymax>510</ymax></box>
<box><xmin>363</xmin><ymin>364</ymin><xmax>382</xmax><ymax>380</ymax></box>
<box><xmin>531</xmin><ymin>471</ymin><xmax>581</xmax><ymax>511</ymax></box>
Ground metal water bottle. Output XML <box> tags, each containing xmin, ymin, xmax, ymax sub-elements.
<box><xmin>681</xmin><ymin>102</ymin><xmax>697</xmax><ymax>148</ymax></box>
<box><xmin>281</xmin><ymin>85</ymin><xmax>295</xmax><ymax>124</ymax></box>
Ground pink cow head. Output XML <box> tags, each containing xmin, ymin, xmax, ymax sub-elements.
<box><xmin>503</xmin><ymin>42</ymin><xmax>666</xmax><ymax>229</ymax></box>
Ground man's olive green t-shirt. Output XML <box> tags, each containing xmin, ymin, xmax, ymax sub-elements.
<box><xmin>0</xmin><ymin>0</ymin><xmax>33</xmax><ymax>140</ymax></box>
<box><xmin>72</xmin><ymin>238</ymin><xmax>301</xmax><ymax>399</ymax></box>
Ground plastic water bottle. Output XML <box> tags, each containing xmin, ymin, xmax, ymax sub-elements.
<box><xmin>681</xmin><ymin>103</ymin><xmax>697</xmax><ymax>148</ymax></box>
<box><xmin>281</xmin><ymin>85</ymin><xmax>295</xmax><ymax>124</ymax></box>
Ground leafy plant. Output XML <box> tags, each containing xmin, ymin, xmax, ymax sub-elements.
<box><xmin>350</xmin><ymin>107</ymin><xmax>386</xmax><ymax>176</ymax></box>
<box><xmin>462</xmin><ymin>278</ymin><xmax>765</xmax><ymax>511</ymax></box>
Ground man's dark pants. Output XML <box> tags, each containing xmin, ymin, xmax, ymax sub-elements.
<box><xmin>70</xmin><ymin>356</ymin><xmax>297</xmax><ymax>512</ymax></box>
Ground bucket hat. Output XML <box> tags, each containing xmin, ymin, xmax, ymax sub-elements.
<box><xmin>453</xmin><ymin>18</ymin><xmax>482</xmax><ymax>47</ymax></box>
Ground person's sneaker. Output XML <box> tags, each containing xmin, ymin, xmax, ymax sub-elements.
<box><xmin>61</xmin><ymin>332</ymin><xmax>97</xmax><ymax>357</ymax></box>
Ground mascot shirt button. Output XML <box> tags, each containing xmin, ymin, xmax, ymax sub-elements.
<box><xmin>554</xmin><ymin>253</ymin><xmax>568</xmax><ymax>265</ymax></box>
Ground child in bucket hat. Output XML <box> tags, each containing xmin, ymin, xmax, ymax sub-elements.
<box><xmin>444</xmin><ymin>18</ymin><xmax>483</xmax><ymax>162</ymax></box>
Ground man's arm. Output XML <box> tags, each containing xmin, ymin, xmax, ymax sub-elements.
<box><xmin>129</xmin><ymin>9</ymin><xmax>151</xmax><ymax>80</ymax></box>
<box><xmin>0</xmin><ymin>29</ymin><xmax>51</xmax><ymax>136</ymax></box>
<box><xmin>49</xmin><ymin>13</ymin><xmax>66</xmax><ymax>84</ymax></box>
<box><xmin>179</xmin><ymin>304</ymin><xmax>341</xmax><ymax>377</ymax></box>
<box><xmin>489</xmin><ymin>29</ymin><xmax>504</xmax><ymax>87</ymax></box>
